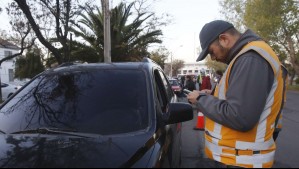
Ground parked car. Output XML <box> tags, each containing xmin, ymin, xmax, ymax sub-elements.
<box><xmin>0</xmin><ymin>58</ymin><xmax>193</xmax><ymax>168</ymax></box>
<box><xmin>169</xmin><ymin>79</ymin><xmax>182</xmax><ymax>95</ymax></box>
<box><xmin>1</xmin><ymin>82</ymin><xmax>20</xmax><ymax>101</ymax></box>
<box><xmin>10</xmin><ymin>78</ymin><xmax>31</xmax><ymax>87</ymax></box>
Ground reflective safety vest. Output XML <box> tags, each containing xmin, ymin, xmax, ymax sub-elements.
<box><xmin>205</xmin><ymin>41</ymin><xmax>284</xmax><ymax>168</ymax></box>
<box><xmin>274</xmin><ymin>66</ymin><xmax>288</xmax><ymax>133</ymax></box>
<box><xmin>197</xmin><ymin>74</ymin><xmax>202</xmax><ymax>84</ymax></box>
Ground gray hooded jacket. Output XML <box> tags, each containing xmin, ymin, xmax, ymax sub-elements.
<box><xmin>196</xmin><ymin>30</ymin><xmax>274</xmax><ymax>132</ymax></box>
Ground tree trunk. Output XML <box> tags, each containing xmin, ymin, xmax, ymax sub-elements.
<box><xmin>289</xmin><ymin>72</ymin><xmax>295</xmax><ymax>85</ymax></box>
<box><xmin>14</xmin><ymin>0</ymin><xmax>63</xmax><ymax>64</ymax></box>
<box><xmin>286</xmin><ymin>35</ymin><xmax>299</xmax><ymax>77</ymax></box>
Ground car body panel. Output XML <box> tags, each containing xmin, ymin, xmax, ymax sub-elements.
<box><xmin>0</xmin><ymin>133</ymin><xmax>153</xmax><ymax>168</ymax></box>
<box><xmin>0</xmin><ymin>59</ymin><xmax>193</xmax><ymax>167</ymax></box>
<box><xmin>169</xmin><ymin>79</ymin><xmax>182</xmax><ymax>94</ymax></box>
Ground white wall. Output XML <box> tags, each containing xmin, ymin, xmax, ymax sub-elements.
<box><xmin>0</xmin><ymin>48</ymin><xmax>19</xmax><ymax>83</ymax></box>
<box><xmin>178</xmin><ymin>62</ymin><xmax>211</xmax><ymax>76</ymax></box>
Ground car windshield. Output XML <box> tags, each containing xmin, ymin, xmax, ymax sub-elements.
<box><xmin>0</xmin><ymin>69</ymin><xmax>149</xmax><ymax>135</ymax></box>
<box><xmin>169</xmin><ymin>80</ymin><xmax>179</xmax><ymax>86</ymax></box>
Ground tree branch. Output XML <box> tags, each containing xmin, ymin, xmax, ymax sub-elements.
<box><xmin>277</xmin><ymin>38</ymin><xmax>291</xmax><ymax>53</ymax></box>
<box><xmin>63</xmin><ymin>0</ymin><xmax>71</xmax><ymax>39</ymax></box>
<box><xmin>0</xmin><ymin>25</ymin><xmax>35</xmax><ymax>65</ymax></box>
<box><xmin>14</xmin><ymin>0</ymin><xmax>63</xmax><ymax>64</ymax></box>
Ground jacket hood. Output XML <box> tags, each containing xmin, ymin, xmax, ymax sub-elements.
<box><xmin>0</xmin><ymin>133</ymin><xmax>153</xmax><ymax>168</ymax></box>
<box><xmin>226</xmin><ymin>29</ymin><xmax>262</xmax><ymax>64</ymax></box>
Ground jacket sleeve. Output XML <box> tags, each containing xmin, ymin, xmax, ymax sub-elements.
<box><xmin>196</xmin><ymin>51</ymin><xmax>274</xmax><ymax>132</ymax></box>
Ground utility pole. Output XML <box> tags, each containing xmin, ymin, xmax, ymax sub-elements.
<box><xmin>194</xmin><ymin>32</ymin><xmax>196</xmax><ymax>61</ymax></box>
<box><xmin>170</xmin><ymin>52</ymin><xmax>173</xmax><ymax>78</ymax></box>
<box><xmin>170</xmin><ymin>45</ymin><xmax>183</xmax><ymax>78</ymax></box>
<box><xmin>102</xmin><ymin>0</ymin><xmax>111</xmax><ymax>63</ymax></box>
<box><xmin>69</xmin><ymin>33</ymin><xmax>72</xmax><ymax>62</ymax></box>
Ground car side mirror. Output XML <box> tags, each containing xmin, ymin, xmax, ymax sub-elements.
<box><xmin>165</xmin><ymin>103</ymin><xmax>193</xmax><ymax>124</ymax></box>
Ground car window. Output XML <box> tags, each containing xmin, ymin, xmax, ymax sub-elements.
<box><xmin>158</xmin><ymin>71</ymin><xmax>174</xmax><ymax>100</ymax></box>
<box><xmin>154</xmin><ymin>70</ymin><xmax>167</xmax><ymax>112</ymax></box>
<box><xmin>0</xmin><ymin>69</ymin><xmax>149</xmax><ymax>135</ymax></box>
<box><xmin>169</xmin><ymin>80</ymin><xmax>179</xmax><ymax>86</ymax></box>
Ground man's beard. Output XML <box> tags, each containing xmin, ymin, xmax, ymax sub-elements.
<box><xmin>217</xmin><ymin>43</ymin><xmax>230</xmax><ymax>63</ymax></box>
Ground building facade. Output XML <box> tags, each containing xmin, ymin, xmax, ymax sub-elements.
<box><xmin>177</xmin><ymin>62</ymin><xmax>212</xmax><ymax>77</ymax></box>
<box><xmin>0</xmin><ymin>38</ymin><xmax>20</xmax><ymax>83</ymax></box>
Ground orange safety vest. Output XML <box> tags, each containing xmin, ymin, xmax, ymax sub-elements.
<box><xmin>275</xmin><ymin>66</ymin><xmax>288</xmax><ymax>132</ymax></box>
<box><xmin>205</xmin><ymin>41</ymin><xmax>284</xmax><ymax>168</ymax></box>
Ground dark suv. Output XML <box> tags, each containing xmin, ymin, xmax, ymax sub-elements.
<box><xmin>0</xmin><ymin>58</ymin><xmax>193</xmax><ymax>168</ymax></box>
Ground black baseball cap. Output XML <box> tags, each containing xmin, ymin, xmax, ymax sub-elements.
<box><xmin>196</xmin><ymin>20</ymin><xmax>234</xmax><ymax>61</ymax></box>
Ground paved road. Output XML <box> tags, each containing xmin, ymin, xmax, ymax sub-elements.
<box><xmin>179</xmin><ymin>91</ymin><xmax>299</xmax><ymax>168</ymax></box>
<box><xmin>273</xmin><ymin>91</ymin><xmax>299</xmax><ymax>168</ymax></box>
<box><xmin>179</xmin><ymin>96</ymin><xmax>211</xmax><ymax>168</ymax></box>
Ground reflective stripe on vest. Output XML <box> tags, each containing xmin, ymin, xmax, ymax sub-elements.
<box><xmin>275</xmin><ymin>65</ymin><xmax>288</xmax><ymax>130</ymax></box>
<box><xmin>205</xmin><ymin>140</ymin><xmax>275</xmax><ymax>167</ymax></box>
<box><xmin>275</xmin><ymin>113</ymin><xmax>283</xmax><ymax>129</ymax></box>
<box><xmin>205</xmin><ymin>41</ymin><xmax>284</xmax><ymax>168</ymax></box>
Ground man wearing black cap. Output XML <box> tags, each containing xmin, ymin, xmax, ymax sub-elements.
<box><xmin>187</xmin><ymin>20</ymin><xmax>286</xmax><ymax>168</ymax></box>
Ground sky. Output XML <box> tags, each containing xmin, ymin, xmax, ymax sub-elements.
<box><xmin>0</xmin><ymin>0</ymin><xmax>223</xmax><ymax>63</ymax></box>
<box><xmin>148</xmin><ymin>0</ymin><xmax>223</xmax><ymax>63</ymax></box>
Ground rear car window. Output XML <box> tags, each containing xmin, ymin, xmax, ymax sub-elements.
<box><xmin>0</xmin><ymin>69</ymin><xmax>149</xmax><ymax>135</ymax></box>
<box><xmin>169</xmin><ymin>80</ymin><xmax>179</xmax><ymax>86</ymax></box>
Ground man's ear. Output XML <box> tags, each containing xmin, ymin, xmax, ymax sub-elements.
<box><xmin>218</xmin><ymin>34</ymin><xmax>230</xmax><ymax>48</ymax></box>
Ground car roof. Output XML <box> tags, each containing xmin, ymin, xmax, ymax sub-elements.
<box><xmin>42</xmin><ymin>58</ymin><xmax>161</xmax><ymax>75</ymax></box>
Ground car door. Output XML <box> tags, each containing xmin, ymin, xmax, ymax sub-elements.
<box><xmin>152</xmin><ymin>68</ymin><xmax>182</xmax><ymax>168</ymax></box>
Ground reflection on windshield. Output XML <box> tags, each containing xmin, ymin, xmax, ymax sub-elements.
<box><xmin>0</xmin><ymin>135</ymin><xmax>125</xmax><ymax>167</ymax></box>
<box><xmin>0</xmin><ymin>69</ymin><xmax>149</xmax><ymax>135</ymax></box>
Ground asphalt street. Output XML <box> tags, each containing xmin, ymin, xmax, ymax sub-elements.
<box><xmin>179</xmin><ymin>91</ymin><xmax>299</xmax><ymax>168</ymax></box>
<box><xmin>273</xmin><ymin>91</ymin><xmax>299</xmax><ymax>168</ymax></box>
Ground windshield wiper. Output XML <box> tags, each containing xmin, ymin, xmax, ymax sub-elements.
<box><xmin>10</xmin><ymin>128</ymin><xmax>91</xmax><ymax>138</ymax></box>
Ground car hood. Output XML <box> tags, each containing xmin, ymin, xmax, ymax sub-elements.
<box><xmin>0</xmin><ymin>132</ymin><xmax>154</xmax><ymax>168</ymax></box>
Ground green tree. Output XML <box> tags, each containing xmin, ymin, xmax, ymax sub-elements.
<box><xmin>150</xmin><ymin>47</ymin><xmax>169</xmax><ymax>69</ymax></box>
<box><xmin>219</xmin><ymin>0</ymin><xmax>246</xmax><ymax>31</ymax></box>
<box><xmin>220</xmin><ymin>0</ymin><xmax>299</xmax><ymax>84</ymax></box>
<box><xmin>71</xmin><ymin>2</ymin><xmax>163</xmax><ymax>62</ymax></box>
<box><xmin>244</xmin><ymin>0</ymin><xmax>299</xmax><ymax>84</ymax></box>
<box><xmin>205</xmin><ymin>56</ymin><xmax>227</xmax><ymax>73</ymax></box>
<box><xmin>11</xmin><ymin>0</ymin><xmax>88</xmax><ymax>64</ymax></box>
<box><xmin>171</xmin><ymin>59</ymin><xmax>185</xmax><ymax>77</ymax></box>
<box><xmin>15</xmin><ymin>47</ymin><xmax>45</xmax><ymax>79</ymax></box>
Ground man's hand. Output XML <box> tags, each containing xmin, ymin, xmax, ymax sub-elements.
<box><xmin>187</xmin><ymin>89</ymin><xmax>212</xmax><ymax>104</ymax></box>
<box><xmin>187</xmin><ymin>90</ymin><xmax>200</xmax><ymax>104</ymax></box>
<box><xmin>201</xmin><ymin>89</ymin><xmax>212</xmax><ymax>94</ymax></box>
